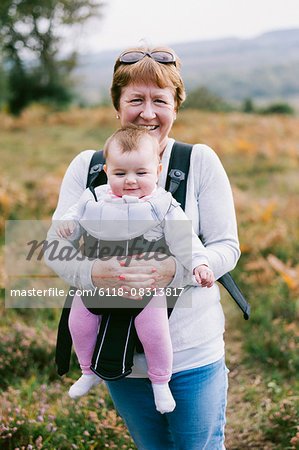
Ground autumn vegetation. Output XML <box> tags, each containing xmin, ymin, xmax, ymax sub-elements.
<box><xmin>0</xmin><ymin>105</ymin><xmax>298</xmax><ymax>449</ymax></box>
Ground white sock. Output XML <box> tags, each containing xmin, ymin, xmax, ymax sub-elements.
<box><xmin>152</xmin><ymin>382</ymin><xmax>176</xmax><ymax>414</ymax></box>
<box><xmin>68</xmin><ymin>374</ymin><xmax>101</xmax><ymax>399</ymax></box>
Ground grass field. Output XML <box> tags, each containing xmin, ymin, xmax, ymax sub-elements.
<box><xmin>0</xmin><ymin>105</ymin><xmax>298</xmax><ymax>449</ymax></box>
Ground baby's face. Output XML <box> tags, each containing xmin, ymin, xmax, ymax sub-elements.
<box><xmin>104</xmin><ymin>139</ymin><xmax>161</xmax><ymax>198</ymax></box>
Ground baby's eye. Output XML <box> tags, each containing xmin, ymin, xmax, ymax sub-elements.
<box><xmin>115</xmin><ymin>172</ymin><xmax>125</xmax><ymax>176</ymax></box>
<box><xmin>137</xmin><ymin>171</ymin><xmax>146</xmax><ymax>175</ymax></box>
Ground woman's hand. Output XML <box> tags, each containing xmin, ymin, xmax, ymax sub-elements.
<box><xmin>91</xmin><ymin>253</ymin><xmax>176</xmax><ymax>300</ymax></box>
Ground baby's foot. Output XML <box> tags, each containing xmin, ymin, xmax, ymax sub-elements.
<box><xmin>68</xmin><ymin>374</ymin><xmax>101</xmax><ymax>399</ymax></box>
<box><xmin>152</xmin><ymin>383</ymin><xmax>176</xmax><ymax>414</ymax></box>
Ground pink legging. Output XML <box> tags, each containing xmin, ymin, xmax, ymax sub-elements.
<box><xmin>69</xmin><ymin>292</ymin><xmax>172</xmax><ymax>383</ymax></box>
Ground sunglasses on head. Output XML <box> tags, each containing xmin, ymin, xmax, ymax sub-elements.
<box><xmin>119</xmin><ymin>50</ymin><xmax>176</xmax><ymax>66</ymax></box>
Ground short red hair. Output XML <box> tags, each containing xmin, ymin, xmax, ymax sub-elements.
<box><xmin>111</xmin><ymin>46</ymin><xmax>186</xmax><ymax>112</ymax></box>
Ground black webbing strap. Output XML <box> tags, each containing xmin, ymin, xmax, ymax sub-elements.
<box><xmin>165</xmin><ymin>141</ymin><xmax>192</xmax><ymax>209</ymax></box>
<box><xmin>87</xmin><ymin>150</ymin><xmax>107</xmax><ymax>188</ymax></box>
<box><xmin>217</xmin><ymin>273</ymin><xmax>251</xmax><ymax>320</ymax></box>
<box><xmin>55</xmin><ymin>289</ymin><xmax>76</xmax><ymax>375</ymax></box>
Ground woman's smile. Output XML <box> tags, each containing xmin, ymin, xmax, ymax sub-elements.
<box><xmin>117</xmin><ymin>83</ymin><xmax>177</xmax><ymax>154</ymax></box>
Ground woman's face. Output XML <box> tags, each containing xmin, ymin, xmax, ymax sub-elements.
<box><xmin>116</xmin><ymin>83</ymin><xmax>177</xmax><ymax>154</ymax></box>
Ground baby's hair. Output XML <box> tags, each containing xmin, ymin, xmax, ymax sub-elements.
<box><xmin>103</xmin><ymin>126</ymin><xmax>160</xmax><ymax>163</ymax></box>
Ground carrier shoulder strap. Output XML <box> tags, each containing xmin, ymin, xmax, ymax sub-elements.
<box><xmin>87</xmin><ymin>150</ymin><xmax>107</xmax><ymax>197</ymax></box>
<box><xmin>165</xmin><ymin>141</ymin><xmax>192</xmax><ymax>209</ymax></box>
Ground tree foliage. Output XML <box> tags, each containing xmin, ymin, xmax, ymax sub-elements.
<box><xmin>183</xmin><ymin>86</ymin><xmax>232</xmax><ymax>112</ymax></box>
<box><xmin>0</xmin><ymin>0</ymin><xmax>103</xmax><ymax>113</ymax></box>
<box><xmin>259</xmin><ymin>102</ymin><xmax>295</xmax><ymax>115</ymax></box>
<box><xmin>242</xmin><ymin>97</ymin><xmax>255</xmax><ymax>113</ymax></box>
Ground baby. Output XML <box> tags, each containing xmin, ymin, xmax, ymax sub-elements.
<box><xmin>56</xmin><ymin>126</ymin><xmax>215</xmax><ymax>414</ymax></box>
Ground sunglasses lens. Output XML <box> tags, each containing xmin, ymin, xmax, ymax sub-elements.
<box><xmin>120</xmin><ymin>51</ymin><xmax>144</xmax><ymax>63</ymax></box>
<box><xmin>119</xmin><ymin>50</ymin><xmax>176</xmax><ymax>65</ymax></box>
<box><xmin>151</xmin><ymin>51</ymin><xmax>176</xmax><ymax>63</ymax></box>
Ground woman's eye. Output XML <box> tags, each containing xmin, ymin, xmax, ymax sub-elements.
<box><xmin>130</xmin><ymin>98</ymin><xmax>142</xmax><ymax>104</ymax></box>
<box><xmin>154</xmin><ymin>99</ymin><xmax>166</xmax><ymax>104</ymax></box>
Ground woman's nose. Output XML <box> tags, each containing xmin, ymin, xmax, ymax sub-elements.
<box><xmin>140</xmin><ymin>101</ymin><xmax>156</xmax><ymax>120</ymax></box>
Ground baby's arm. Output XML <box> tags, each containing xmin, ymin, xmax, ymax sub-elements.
<box><xmin>54</xmin><ymin>188</ymin><xmax>94</xmax><ymax>240</ymax></box>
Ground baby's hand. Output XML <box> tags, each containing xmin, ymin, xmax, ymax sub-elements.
<box><xmin>193</xmin><ymin>264</ymin><xmax>215</xmax><ymax>288</ymax></box>
<box><xmin>56</xmin><ymin>220</ymin><xmax>76</xmax><ymax>239</ymax></box>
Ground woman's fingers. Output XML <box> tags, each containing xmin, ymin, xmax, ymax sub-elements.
<box><xmin>118</xmin><ymin>276</ymin><xmax>157</xmax><ymax>300</ymax></box>
<box><xmin>126</xmin><ymin>253</ymin><xmax>172</xmax><ymax>269</ymax></box>
<box><xmin>124</xmin><ymin>254</ymin><xmax>176</xmax><ymax>288</ymax></box>
<box><xmin>91</xmin><ymin>254</ymin><xmax>176</xmax><ymax>291</ymax></box>
<box><xmin>118</xmin><ymin>261</ymin><xmax>157</xmax><ymax>274</ymax></box>
<box><xmin>119</xmin><ymin>273</ymin><xmax>156</xmax><ymax>283</ymax></box>
<box><xmin>120</xmin><ymin>285</ymin><xmax>155</xmax><ymax>300</ymax></box>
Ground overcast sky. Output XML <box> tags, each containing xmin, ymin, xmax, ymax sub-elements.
<box><xmin>70</xmin><ymin>0</ymin><xmax>299</xmax><ymax>54</ymax></box>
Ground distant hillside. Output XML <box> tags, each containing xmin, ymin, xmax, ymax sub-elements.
<box><xmin>73</xmin><ymin>28</ymin><xmax>299</xmax><ymax>106</ymax></box>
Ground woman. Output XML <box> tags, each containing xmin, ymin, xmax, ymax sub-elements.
<box><xmin>46</xmin><ymin>46</ymin><xmax>240</xmax><ymax>449</ymax></box>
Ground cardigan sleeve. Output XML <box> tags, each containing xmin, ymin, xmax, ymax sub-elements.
<box><xmin>44</xmin><ymin>151</ymin><xmax>96</xmax><ymax>290</ymax></box>
<box><xmin>195</xmin><ymin>145</ymin><xmax>240</xmax><ymax>280</ymax></box>
<box><xmin>52</xmin><ymin>150</ymin><xmax>94</xmax><ymax>220</ymax></box>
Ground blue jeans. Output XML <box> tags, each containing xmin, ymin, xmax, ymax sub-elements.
<box><xmin>105</xmin><ymin>356</ymin><xmax>228</xmax><ymax>450</ymax></box>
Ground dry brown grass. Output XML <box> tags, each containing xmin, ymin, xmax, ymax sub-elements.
<box><xmin>1</xmin><ymin>106</ymin><xmax>298</xmax><ymax>449</ymax></box>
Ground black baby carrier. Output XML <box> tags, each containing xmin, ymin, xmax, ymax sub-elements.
<box><xmin>55</xmin><ymin>142</ymin><xmax>250</xmax><ymax>379</ymax></box>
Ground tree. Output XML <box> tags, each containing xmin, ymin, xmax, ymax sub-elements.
<box><xmin>183</xmin><ymin>86</ymin><xmax>232</xmax><ymax>112</ymax></box>
<box><xmin>242</xmin><ymin>97</ymin><xmax>255</xmax><ymax>113</ymax></box>
<box><xmin>0</xmin><ymin>0</ymin><xmax>103</xmax><ymax>113</ymax></box>
<box><xmin>0</xmin><ymin>59</ymin><xmax>9</xmax><ymax>109</ymax></box>
<box><xmin>260</xmin><ymin>102</ymin><xmax>295</xmax><ymax>115</ymax></box>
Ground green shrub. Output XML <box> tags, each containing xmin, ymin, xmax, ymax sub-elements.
<box><xmin>183</xmin><ymin>86</ymin><xmax>232</xmax><ymax>112</ymax></box>
<box><xmin>0</xmin><ymin>323</ymin><xmax>57</xmax><ymax>388</ymax></box>
<box><xmin>260</xmin><ymin>102</ymin><xmax>295</xmax><ymax>115</ymax></box>
<box><xmin>241</xmin><ymin>277</ymin><xmax>298</xmax><ymax>376</ymax></box>
<box><xmin>263</xmin><ymin>395</ymin><xmax>299</xmax><ymax>448</ymax></box>
<box><xmin>242</xmin><ymin>97</ymin><xmax>255</xmax><ymax>113</ymax></box>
